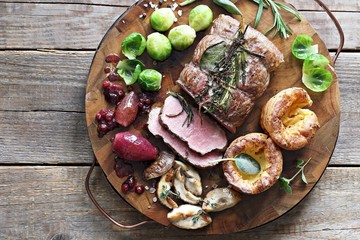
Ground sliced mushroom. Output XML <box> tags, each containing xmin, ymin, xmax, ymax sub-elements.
<box><xmin>202</xmin><ymin>187</ymin><xmax>241</xmax><ymax>212</ymax></box>
<box><xmin>156</xmin><ymin>168</ymin><xmax>178</xmax><ymax>209</ymax></box>
<box><xmin>167</xmin><ymin>204</ymin><xmax>212</xmax><ymax>230</ymax></box>
<box><xmin>173</xmin><ymin>167</ymin><xmax>202</xmax><ymax>205</ymax></box>
<box><xmin>174</xmin><ymin>160</ymin><xmax>202</xmax><ymax>196</ymax></box>
<box><xmin>144</xmin><ymin>151</ymin><xmax>175</xmax><ymax>180</ymax></box>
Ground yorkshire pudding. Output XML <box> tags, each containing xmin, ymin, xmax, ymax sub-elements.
<box><xmin>223</xmin><ymin>133</ymin><xmax>283</xmax><ymax>195</ymax></box>
<box><xmin>260</xmin><ymin>87</ymin><xmax>320</xmax><ymax>150</ymax></box>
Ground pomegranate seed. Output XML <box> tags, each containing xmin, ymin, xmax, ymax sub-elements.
<box><xmin>145</xmin><ymin>99</ymin><xmax>151</xmax><ymax>105</ymax></box>
<box><xmin>95</xmin><ymin>113</ymin><xmax>102</xmax><ymax>120</ymax></box>
<box><xmin>135</xmin><ymin>185</ymin><xmax>145</xmax><ymax>194</ymax></box>
<box><xmin>138</xmin><ymin>102</ymin><xmax>144</xmax><ymax>108</ymax></box>
<box><xmin>95</xmin><ymin>108</ymin><xmax>118</xmax><ymax>137</ymax></box>
<box><xmin>121</xmin><ymin>183</ymin><xmax>130</xmax><ymax>193</ymax></box>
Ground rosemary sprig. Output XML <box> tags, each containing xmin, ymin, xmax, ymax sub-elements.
<box><xmin>166</xmin><ymin>91</ymin><xmax>194</xmax><ymax>127</ymax></box>
<box><xmin>252</xmin><ymin>0</ymin><xmax>301</xmax><ymax>39</ymax></box>
<box><xmin>279</xmin><ymin>158</ymin><xmax>312</xmax><ymax>194</ymax></box>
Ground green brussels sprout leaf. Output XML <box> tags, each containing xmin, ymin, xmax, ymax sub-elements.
<box><xmin>121</xmin><ymin>32</ymin><xmax>146</xmax><ymax>60</ymax></box>
<box><xmin>302</xmin><ymin>67</ymin><xmax>333</xmax><ymax>92</ymax></box>
<box><xmin>168</xmin><ymin>25</ymin><xmax>196</xmax><ymax>51</ymax></box>
<box><xmin>303</xmin><ymin>53</ymin><xmax>330</xmax><ymax>74</ymax></box>
<box><xmin>116</xmin><ymin>59</ymin><xmax>145</xmax><ymax>85</ymax></box>
<box><xmin>291</xmin><ymin>34</ymin><xmax>318</xmax><ymax>60</ymax></box>
<box><xmin>189</xmin><ymin>5</ymin><xmax>213</xmax><ymax>32</ymax></box>
<box><xmin>138</xmin><ymin>69</ymin><xmax>163</xmax><ymax>91</ymax></box>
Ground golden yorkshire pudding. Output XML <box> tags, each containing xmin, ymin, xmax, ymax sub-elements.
<box><xmin>260</xmin><ymin>87</ymin><xmax>320</xmax><ymax>150</ymax></box>
<box><xmin>223</xmin><ymin>133</ymin><xmax>283</xmax><ymax>195</ymax></box>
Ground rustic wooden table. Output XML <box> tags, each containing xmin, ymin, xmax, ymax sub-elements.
<box><xmin>0</xmin><ymin>0</ymin><xmax>359</xmax><ymax>239</ymax></box>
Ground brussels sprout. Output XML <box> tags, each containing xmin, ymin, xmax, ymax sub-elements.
<box><xmin>168</xmin><ymin>25</ymin><xmax>196</xmax><ymax>51</ymax></box>
<box><xmin>302</xmin><ymin>67</ymin><xmax>333</xmax><ymax>92</ymax></box>
<box><xmin>146</xmin><ymin>32</ymin><xmax>172</xmax><ymax>61</ymax></box>
<box><xmin>116</xmin><ymin>59</ymin><xmax>144</xmax><ymax>85</ymax></box>
<box><xmin>189</xmin><ymin>5</ymin><xmax>213</xmax><ymax>32</ymax></box>
<box><xmin>138</xmin><ymin>69</ymin><xmax>163</xmax><ymax>91</ymax></box>
<box><xmin>121</xmin><ymin>32</ymin><xmax>146</xmax><ymax>59</ymax></box>
<box><xmin>150</xmin><ymin>8</ymin><xmax>176</xmax><ymax>32</ymax></box>
<box><xmin>302</xmin><ymin>54</ymin><xmax>332</xmax><ymax>92</ymax></box>
<box><xmin>291</xmin><ymin>34</ymin><xmax>318</xmax><ymax>60</ymax></box>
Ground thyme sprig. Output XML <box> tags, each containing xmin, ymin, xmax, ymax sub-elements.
<box><xmin>166</xmin><ymin>91</ymin><xmax>194</xmax><ymax>127</ymax></box>
<box><xmin>252</xmin><ymin>0</ymin><xmax>301</xmax><ymax>39</ymax></box>
<box><xmin>279</xmin><ymin>158</ymin><xmax>312</xmax><ymax>194</ymax></box>
<box><xmin>159</xmin><ymin>185</ymin><xmax>179</xmax><ymax>200</ymax></box>
<box><xmin>191</xmin><ymin>209</ymin><xmax>207</xmax><ymax>224</ymax></box>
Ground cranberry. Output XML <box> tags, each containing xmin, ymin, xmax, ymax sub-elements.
<box><xmin>108</xmin><ymin>72</ymin><xmax>121</xmax><ymax>82</ymax></box>
<box><xmin>138</xmin><ymin>93</ymin><xmax>153</xmax><ymax>114</ymax></box>
<box><xmin>95</xmin><ymin>108</ymin><xmax>118</xmax><ymax>137</ymax></box>
<box><xmin>121</xmin><ymin>183</ymin><xmax>130</xmax><ymax>193</ymax></box>
<box><xmin>114</xmin><ymin>158</ymin><xmax>134</xmax><ymax>178</ymax></box>
<box><xmin>125</xmin><ymin>176</ymin><xmax>136</xmax><ymax>188</ymax></box>
<box><xmin>104</xmin><ymin>66</ymin><xmax>111</xmax><ymax>73</ymax></box>
<box><xmin>135</xmin><ymin>185</ymin><xmax>145</xmax><ymax>194</ymax></box>
<box><xmin>105</xmin><ymin>53</ymin><xmax>120</xmax><ymax>65</ymax></box>
<box><xmin>102</xmin><ymin>80</ymin><xmax>125</xmax><ymax>105</ymax></box>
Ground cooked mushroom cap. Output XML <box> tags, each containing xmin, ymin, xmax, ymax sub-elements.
<box><xmin>202</xmin><ymin>187</ymin><xmax>241</xmax><ymax>212</ymax></box>
<box><xmin>223</xmin><ymin>133</ymin><xmax>283</xmax><ymax>194</ymax></box>
<box><xmin>173</xmin><ymin>167</ymin><xmax>202</xmax><ymax>204</ymax></box>
<box><xmin>156</xmin><ymin>168</ymin><xmax>178</xmax><ymax>209</ymax></box>
<box><xmin>167</xmin><ymin>204</ymin><xmax>212</xmax><ymax>229</ymax></box>
<box><xmin>144</xmin><ymin>151</ymin><xmax>175</xmax><ymax>180</ymax></box>
<box><xmin>260</xmin><ymin>87</ymin><xmax>320</xmax><ymax>150</ymax></box>
<box><xmin>174</xmin><ymin>160</ymin><xmax>202</xmax><ymax>196</ymax></box>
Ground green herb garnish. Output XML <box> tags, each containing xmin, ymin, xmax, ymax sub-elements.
<box><xmin>159</xmin><ymin>185</ymin><xmax>179</xmax><ymax>200</ymax></box>
<box><xmin>252</xmin><ymin>0</ymin><xmax>301</xmax><ymax>39</ymax></box>
<box><xmin>191</xmin><ymin>209</ymin><xmax>207</xmax><ymax>224</ymax></box>
<box><xmin>210</xmin><ymin>154</ymin><xmax>261</xmax><ymax>175</ymax></box>
<box><xmin>279</xmin><ymin>158</ymin><xmax>312</xmax><ymax>194</ymax></box>
<box><xmin>166</xmin><ymin>91</ymin><xmax>194</xmax><ymax>127</ymax></box>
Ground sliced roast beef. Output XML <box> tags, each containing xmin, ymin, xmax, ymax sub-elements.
<box><xmin>160</xmin><ymin>95</ymin><xmax>227</xmax><ymax>155</ymax></box>
<box><xmin>147</xmin><ymin>107</ymin><xmax>221</xmax><ymax>168</ymax></box>
<box><xmin>177</xmin><ymin>14</ymin><xmax>284</xmax><ymax>133</ymax></box>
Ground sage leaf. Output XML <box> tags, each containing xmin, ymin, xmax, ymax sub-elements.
<box><xmin>199</xmin><ymin>41</ymin><xmax>227</xmax><ymax>72</ymax></box>
<box><xmin>234</xmin><ymin>154</ymin><xmax>261</xmax><ymax>175</ymax></box>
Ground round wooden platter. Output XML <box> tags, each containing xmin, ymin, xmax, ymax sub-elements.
<box><xmin>85</xmin><ymin>0</ymin><xmax>340</xmax><ymax>234</ymax></box>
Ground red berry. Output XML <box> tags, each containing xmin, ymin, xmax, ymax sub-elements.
<box><xmin>104</xmin><ymin>66</ymin><xmax>111</xmax><ymax>73</ymax></box>
<box><xmin>121</xmin><ymin>183</ymin><xmax>130</xmax><ymax>193</ymax></box>
<box><xmin>138</xmin><ymin>102</ymin><xmax>144</xmax><ymax>108</ymax></box>
<box><xmin>108</xmin><ymin>72</ymin><xmax>121</xmax><ymax>82</ymax></box>
<box><xmin>135</xmin><ymin>185</ymin><xmax>145</xmax><ymax>194</ymax></box>
<box><xmin>102</xmin><ymin>80</ymin><xmax>111</xmax><ymax>88</ymax></box>
<box><xmin>125</xmin><ymin>176</ymin><xmax>136</xmax><ymax>188</ymax></box>
<box><xmin>105</xmin><ymin>53</ymin><xmax>120</xmax><ymax>65</ymax></box>
<box><xmin>145</xmin><ymin>99</ymin><xmax>151</xmax><ymax>105</ymax></box>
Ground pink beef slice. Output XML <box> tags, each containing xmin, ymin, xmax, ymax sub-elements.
<box><xmin>147</xmin><ymin>107</ymin><xmax>221</xmax><ymax>168</ymax></box>
<box><xmin>160</xmin><ymin>95</ymin><xmax>227</xmax><ymax>155</ymax></box>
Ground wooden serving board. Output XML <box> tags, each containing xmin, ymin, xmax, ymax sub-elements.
<box><xmin>85</xmin><ymin>0</ymin><xmax>339</xmax><ymax>234</ymax></box>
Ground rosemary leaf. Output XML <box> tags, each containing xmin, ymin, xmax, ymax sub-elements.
<box><xmin>254</xmin><ymin>0</ymin><xmax>266</xmax><ymax>28</ymax></box>
<box><xmin>167</xmin><ymin>91</ymin><xmax>194</xmax><ymax>127</ymax></box>
<box><xmin>275</xmin><ymin>2</ymin><xmax>302</xmax><ymax>21</ymax></box>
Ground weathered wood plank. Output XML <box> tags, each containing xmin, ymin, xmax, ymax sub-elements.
<box><xmin>0</xmin><ymin>3</ymin><xmax>358</xmax><ymax>50</ymax></box>
<box><xmin>0</xmin><ymin>52</ymin><xmax>359</xmax><ymax>165</ymax></box>
<box><xmin>0</xmin><ymin>0</ymin><xmax>358</xmax><ymax>12</ymax></box>
<box><xmin>0</xmin><ymin>166</ymin><xmax>359</xmax><ymax>239</ymax></box>
<box><xmin>0</xmin><ymin>111</ymin><xmax>94</xmax><ymax>164</ymax></box>
<box><xmin>0</xmin><ymin>50</ymin><xmax>92</xmax><ymax>112</ymax></box>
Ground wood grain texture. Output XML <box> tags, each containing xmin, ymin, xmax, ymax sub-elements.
<box><xmin>85</xmin><ymin>0</ymin><xmax>341</xmax><ymax>233</ymax></box>
<box><xmin>0</xmin><ymin>166</ymin><xmax>359</xmax><ymax>239</ymax></box>
<box><xmin>0</xmin><ymin>2</ymin><xmax>359</xmax><ymax>50</ymax></box>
